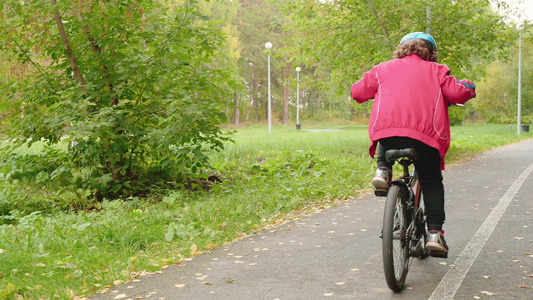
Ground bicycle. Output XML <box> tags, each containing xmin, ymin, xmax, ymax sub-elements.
<box><xmin>379</xmin><ymin>148</ymin><xmax>429</xmax><ymax>292</ymax></box>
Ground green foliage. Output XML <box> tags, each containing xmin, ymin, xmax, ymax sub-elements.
<box><xmin>0</xmin><ymin>0</ymin><xmax>236</xmax><ymax>198</ymax></box>
<box><xmin>448</xmin><ymin>105</ymin><xmax>467</xmax><ymax>126</ymax></box>
<box><xmin>281</xmin><ymin>0</ymin><xmax>512</xmax><ymax>91</ymax></box>
<box><xmin>472</xmin><ymin>26</ymin><xmax>533</xmax><ymax>124</ymax></box>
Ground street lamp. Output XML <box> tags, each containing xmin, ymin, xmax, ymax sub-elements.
<box><xmin>295</xmin><ymin>67</ymin><xmax>301</xmax><ymax>130</ymax></box>
<box><xmin>265</xmin><ymin>42</ymin><xmax>272</xmax><ymax>134</ymax></box>
<box><xmin>517</xmin><ymin>24</ymin><xmax>523</xmax><ymax>135</ymax></box>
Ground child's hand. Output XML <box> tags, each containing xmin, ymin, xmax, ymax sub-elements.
<box><xmin>458</xmin><ymin>79</ymin><xmax>476</xmax><ymax>91</ymax></box>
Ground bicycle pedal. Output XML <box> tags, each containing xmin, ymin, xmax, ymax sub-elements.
<box><xmin>429</xmin><ymin>250</ymin><xmax>448</xmax><ymax>258</ymax></box>
<box><xmin>374</xmin><ymin>188</ymin><xmax>388</xmax><ymax>197</ymax></box>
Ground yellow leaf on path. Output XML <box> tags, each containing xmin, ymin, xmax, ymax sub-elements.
<box><xmin>113</xmin><ymin>294</ymin><xmax>127</xmax><ymax>299</ymax></box>
<box><xmin>175</xmin><ymin>284</ymin><xmax>185</xmax><ymax>288</ymax></box>
<box><xmin>480</xmin><ymin>291</ymin><xmax>497</xmax><ymax>296</ymax></box>
<box><xmin>323</xmin><ymin>292</ymin><xmax>334</xmax><ymax>296</ymax></box>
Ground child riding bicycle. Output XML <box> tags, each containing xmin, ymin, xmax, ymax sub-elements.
<box><xmin>350</xmin><ymin>32</ymin><xmax>476</xmax><ymax>257</ymax></box>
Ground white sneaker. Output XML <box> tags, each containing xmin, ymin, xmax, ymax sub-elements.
<box><xmin>372</xmin><ymin>168</ymin><xmax>391</xmax><ymax>190</ymax></box>
<box><xmin>427</xmin><ymin>230</ymin><xmax>449</xmax><ymax>258</ymax></box>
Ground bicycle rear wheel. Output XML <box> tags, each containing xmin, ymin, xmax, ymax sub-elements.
<box><xmin>382</xmin><ymin>184</ymin><xmax>409</xmax><ymax>292</ymax></box>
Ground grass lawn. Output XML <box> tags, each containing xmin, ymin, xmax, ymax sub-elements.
<box><xmin>0</xmin><ymin>123</ymin><xmax>531</xmax><ymax>299</ymax></box>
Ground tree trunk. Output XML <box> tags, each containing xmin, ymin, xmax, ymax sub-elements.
<box><xmin>283</xmin><ymin>65</ymin><xmax>289</xmax><ymax>125</ymax></box>
<box><xmin>252</xmin><ymin>78</ymin><xmax>258</xmax><ymax>122</ymax></box>
<box><xmin>51</xmin><ymin>0</ymin><xmax>85</xmax><ymax>86</ymax></box>
<box><xmin>233</xmin><ymin>92</ymin><xmax>240</xmax><ymax>127</ymax></box>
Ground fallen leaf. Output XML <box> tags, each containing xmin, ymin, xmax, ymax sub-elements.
<box><xmin>113</xmin><ymin>295</ymin><xmax>127</xmax><ymax>299</ymax></box>
<box><xmin>190</xmin><ymin>244</ymin><xmax>198</xmax><ymax>255</ymax></box>
<box><xmin>473</xmin><ymin>296</ymin><xmax>480</xmax><ymax>299</ymax></box>
<box><xmin>335</xmin><ymin>282</ymin><xmax>345</xmax><ymax>285</ymax></box>
<box><xmin>514</xmin><ymin>237</ymin><xmax>524</xmax><ymax>240</ymax></box>
<box><xmin>439</xmin><ymin>262</ymin><xmax>448</xmax><ymax>265</ymax></box>
<box><xmin>515</xmin><ymin>284</ymin><xmax>529</xmax><ymax>288</ymax></box>
<box><xmin>480</xmin><ymin>291</ymin><xmax>497</xmax><ymax>296</ymax></box>
<box><xmin>323</xmin><ymin>292</ymin><xmax>334</xmax><ymax>296</ymax></box>
<box><xmin>512</xmin><ymin>260</ymin><xmax>522</xmax><ymax>263</ymax></box>
<box><xmin>482</xmin><ymin>275</ymin><xmax>491</xmax><ymax>279</ymax></box>
<box><xmin>175</xmin><ymin>284</ymin><xmax>185</xmax><ymax>288</ymax></box>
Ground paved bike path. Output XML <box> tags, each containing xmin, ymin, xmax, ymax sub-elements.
<box><xmin>91</xmin><ymin>139</ymin><xmax>533</xmax><ymax>299</ymax></box>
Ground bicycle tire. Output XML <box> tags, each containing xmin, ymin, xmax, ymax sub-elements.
<box><xmin>382</xmin><ymin>184</ymin><xmax>410</xmax><ymax>292</ymax></box>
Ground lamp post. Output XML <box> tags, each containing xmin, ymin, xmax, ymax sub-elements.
<box><xmin>265</xmin><ymin>42</ymin><xmax>272</xmax><ymax>134</ymax></box>
<box><xmin>517</xmin><ymin>24</ymin><xmax>523</xmax><ymax>135</ymax></box>
<box><xmin>295</xmin><ymin>67</ymin><xmax>301</xmax><ymax>130</ymax></box>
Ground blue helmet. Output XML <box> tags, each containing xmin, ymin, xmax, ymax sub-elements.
<box><xmin>400</xmin><ymin>32</ymin><xmax>437</xmax><ymax>52</ymax></box>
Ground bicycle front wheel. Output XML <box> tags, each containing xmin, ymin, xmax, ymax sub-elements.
<box><xmin>382</xmin><ymin>184</ymin><xmax>409</xmax><ymax>292</ymax></box>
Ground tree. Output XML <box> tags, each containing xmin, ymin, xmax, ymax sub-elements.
<box><xmin>234</xmin><ymin>0</ymin><xmax>290</xmax><ymax>124</ymax></box>
<box><xmin>0</xmin><ymin>0</ymin><xmax>236</xmax><ymax>198</ymax></box>
<box><xmin>473</xmin><ymin>25</ymin><xmax>533</xmax><ymax>123</ymax></box>
<box><xmin>281</xmin><ymin>0</ymin><xmax>513</xmax><ymax>96</ymax></box>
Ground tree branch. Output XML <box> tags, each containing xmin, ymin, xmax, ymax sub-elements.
<box><xmin>11</xmin><ymin>38</ymin><xmax>58</xmax><ymax>94</ymax></box>
<box><xmin>51</xmin><ymin>0</ymin><xmax>85</xmax><ymax>86</ymax></box>
<box><xmin>76</xmin><ymin>11</ymin><xmax>117</xmax><ymax>105</ymax></box>
<box><xmin>367</xmin><ymin>0</ymin><xmax>389</xmax><ymax>39</ymax></box>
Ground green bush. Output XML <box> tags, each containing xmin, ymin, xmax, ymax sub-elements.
<box><xmin>449</xmin><ymin>105</ymin><xmax>467</xmax><ymax>126</ymax></box>
<box><xmin>0</xmin><ymin>0</ymin><xmax>235</xmax><ymax>199</ymax></box>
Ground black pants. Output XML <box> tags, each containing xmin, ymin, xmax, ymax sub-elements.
<box><xmin>377</xmin><ymin>137</ymin><xmax>445</xmax><ymax>230</ymax></box>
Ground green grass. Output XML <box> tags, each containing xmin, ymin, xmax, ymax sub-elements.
<box><xmin>0</xmin><ymin>124</ymin><xmax>531</xmax><ymax>299</ymax></box>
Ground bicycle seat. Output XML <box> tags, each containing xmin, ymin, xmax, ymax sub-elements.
<box><xmin>385</xmin><ymin>148</ymin><xmax>420</xmax><ymax>162</ymax></box>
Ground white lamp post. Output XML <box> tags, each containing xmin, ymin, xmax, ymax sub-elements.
<box><xmin>265</xmin><ymin>42</ymin><xmax>273</xmax><ymax>134</ymax></box>
<box><xmin>517</xmin><ymin>24</ymin><xmax>523</xmax><ymax>135</ymax></box>
<box><xmin>295</xmin><ymin>67</ymin><xmax>301</xmax><ymax>130</ymax></box>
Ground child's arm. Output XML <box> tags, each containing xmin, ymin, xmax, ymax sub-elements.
<box><xmin>351</xmin><ymin>69</ymin><xmax>379</xmax><ymax>103</ymax></box>
<box><xmin>440</xmin><ymin>70</ymin><xmax>476</xmax><ymax>105</ymax></box>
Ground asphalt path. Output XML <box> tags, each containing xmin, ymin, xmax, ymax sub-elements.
<box><xmin>91</xmin><ymin>139</ymin><xmax>533</xmax><ymax>300</ymax></box>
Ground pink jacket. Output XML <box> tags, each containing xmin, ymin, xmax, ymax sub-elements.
<box><xmin>351</xmin><ymin>54</ymin><xmax>476</xmax><ymax>170</ymax></box>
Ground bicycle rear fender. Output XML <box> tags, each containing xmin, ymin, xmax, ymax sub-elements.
<box><xmin>390</xmin><ymin>180</ymin><xmax>412</xmax><ymax>198</ymax></box>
